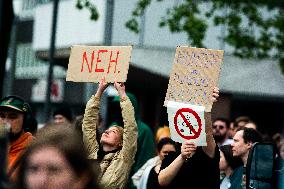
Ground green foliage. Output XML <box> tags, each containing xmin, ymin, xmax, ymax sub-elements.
<box><xmin>126</xmin><ymin>0</ymin><xmax>284</xmax><ymax>74</ymax></box>
<box><xmin>159</xmin><ymin>2</ymin><xmax>207</xmax><ymax>47</ymax></box>
<box><xmin>76</xmin><ymin>0</ymin><xmax>99</xmax><ymax>21</ymax></box>
<box><xmin>76</xmin><ymin>0</ymin><xmax>284</xmax><ymax>74</ymax></box>
<box><xmin>125</xmin><ymin>18</ymin><xmax>139</xmax><ymax>33</ymax></box>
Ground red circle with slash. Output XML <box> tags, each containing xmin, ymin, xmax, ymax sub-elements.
<box><xmin>174</xmin><ymin>108</ymin><xmax>202</xmax><ymax>139</ymax></box>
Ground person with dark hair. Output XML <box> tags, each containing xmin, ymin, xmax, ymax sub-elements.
<box><xmin>219</xmin><ymin>145</ymin><xmax>243</xmax><ymax>189</ymax></box>
<box><xmin>230</xmin><ymin>116</ymin><xmax>251</xmax><ymax>138</ymax></box>
<box><xmin>82</xmin><ymin>79</ymin><xmax>137</xmax><ymax>189</ymax></box>
<box><xmin>157</xmin><ymin>87</ymin><xmax>220</xmax><ymax>189</ymax></box>
<box><xmin>53</xmin><ymin>106</ymin><xmax>73</xmax><ymax>126</ymax></box>
<box><xmin>12</xmin><ymin>125</ymin><xmax>100</xmax><ymax>189</ymax></box>
<box><xmin>0</xmin><ymin>95</ymin><xmax>34</xmax><ymax>180</ymax></box>
<box><xmin>272</xmin><ymin>133</ymin><xmax>284</xmax><ymax>149</ymax></box>
<box><xmin>212</xmin><ymin>117</ymin><xmax>233</xmax><ymax>146</ymax></box>
<box><xmin>132</xmin><ymin>126</ymin><xmax>170</xmax><ymax>188</ymax></box>
<box><xmin>146</xmin><ymin>138</ymin><xmax>177</xmax><ymax>189</ymax></box>
<box><xmin>244</xmin><ymin>121</ymin><xmax>257</xmax><ymax>130</ymax></box>
<box><xmin>230</xmin><ymin>128</ymin><xmax>263</xmax><ymax>189</ymax></box>
<box><xmin>133</xmin><ymin>137</ymin><xmax>177</xmax><ymax>189</ymax></box>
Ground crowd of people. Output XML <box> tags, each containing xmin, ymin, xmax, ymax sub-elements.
<box><xmin>0</xmin><ymin>81</ymin><xmax>284</xmax><ymax>189</ymax></box>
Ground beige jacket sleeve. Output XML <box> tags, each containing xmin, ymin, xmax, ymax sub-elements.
<box><xmin>82</xmin><ymin>95</ymin><xmax>100</xmax><ymax>159</ymax></box>
<box><xmin>120</xmin><ymin>96</ymin><xmax>138</xmax><ymax>161</ymax></box>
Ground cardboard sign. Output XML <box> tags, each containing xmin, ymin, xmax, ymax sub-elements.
<box><xmin>164</xmin><ymin>46</ymin><xmax>224</xmax><ymax>112</ymax></box>
<box><xmin>66</xmin><ymin>45</ymin><xmax>132</xmax><ymax>83</ymax></box>
<box><xmin>167</xmin><ymin>101</ymin><xmax>206</xmax><ymax>146</ymax></box>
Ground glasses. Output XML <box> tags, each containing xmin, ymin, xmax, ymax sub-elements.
<box><xmin>212</xmin><ymin>125</ymin><xmax>225</xmax><ymax>130</ymax></box>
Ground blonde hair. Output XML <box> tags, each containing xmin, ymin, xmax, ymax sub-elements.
<box><xmin>155</xmin><ymin>126</ymin><xmax>171</xmax><ymax>143</ymax></box>
<box><xmin>111</xmin><ymin>125</ymin><xmax>124</xmax><ymax>145</ymax></box>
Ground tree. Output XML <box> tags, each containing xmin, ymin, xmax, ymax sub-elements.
<box><xmin>76</xmin><ymin>0</ymin><xmax>284</xmax><ymax>73</ymax></box>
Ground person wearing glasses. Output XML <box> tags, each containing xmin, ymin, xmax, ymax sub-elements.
<box><xmin>212</xmin><ymin>118</ymin><xmax>233</xmax><ymax>146</ymax></box>
<box><xmin>158</xmin><ymin>87</ymin><xmax>220</xmax><ymax>189</ymax></box>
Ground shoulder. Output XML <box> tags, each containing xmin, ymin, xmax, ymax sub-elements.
<box><xmin>198</xmin><ymin>146</ymin><xmax>220</xmax><ymax>160</ymax></box>
<box><xmin>137</xmin><ymin>121</ymin><xmax>154</xmax><ymax>136</ymax></box>
<box><xmin>20</xmin><ymin>132</ymin><xmax>34</xmax><ymax>145</ymax></box>
<box><xmin>230</xmin><ymin>166</ymin><xmax>244</xmax><ymax>183</ymax></box>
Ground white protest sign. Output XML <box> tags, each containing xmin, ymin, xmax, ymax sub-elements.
<box><xmin>167</xmin><ymin>101</ymin><xmax>206</xmax><ymax>146</ymax></box>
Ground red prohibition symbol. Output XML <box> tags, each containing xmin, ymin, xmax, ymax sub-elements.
<box><xmin>174</xmin><ymin>108</ymin><xmax>202</xmax><ymax>140</ymax></box>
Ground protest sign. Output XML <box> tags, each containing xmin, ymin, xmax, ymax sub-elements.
<box><xmin>167</xmin><ymin>101</ymin><xmax>206</xmax><ymax>145</ymax></box>
<box><xmin>66</xmin><ymin>45</ymin><xmax>132</xmax><ymax>83</ymax></box>
<box><xmin>164</xmin><ymin>46</ymin><xmax>224</xmax><ymax>112</ymax></box>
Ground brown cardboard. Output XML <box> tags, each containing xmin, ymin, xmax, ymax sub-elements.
<box><xmin>165</xmin><ymin>46</ymin><xmax>224</xmax><ymax>112</ymax></box>
<box><xmin>66</xmin><ymin>45</ymin><xmax>132</xmax><ymax>83</ymax></box>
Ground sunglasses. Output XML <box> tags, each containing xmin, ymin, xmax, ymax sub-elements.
<box><xmin>212</xmin><ymin>125</ymin><xmax>225</xmax><ymax>130</ymax></box>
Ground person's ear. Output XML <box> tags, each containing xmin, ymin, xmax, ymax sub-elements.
<box><xmin>247</xmin><ymin>141</ymin><xmax>253</xmax><ymax>150</ymax></box>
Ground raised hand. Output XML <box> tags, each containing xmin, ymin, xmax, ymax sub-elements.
<box><xmin>212</xmin><ymin>87</ymin><xmax>219</xmax><ymax>103</ymax></box>
<box><xmin>181</xmin><ymin>141</ymin><xmax>197</xmax><ymax>160</ymax></box>
<box><xmin>114</xmin><ymin>81</ymin><xmax>127</xmax><ymax>98</ymax></box>
<box><xmin>95</xmin><ymin>77</ymin><xmax>109</xmax><ymax>98</ymax></box>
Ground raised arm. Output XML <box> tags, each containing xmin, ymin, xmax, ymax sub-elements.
<box><xmin>82</xmin><ymin>78</ymin><xmax>109</xmax><ymax>159</ymax></box>
<box><xmin>114</xmin><ymin>81</ymin><xmax>138</xmax><ymax>160</ymax></box>
<box><xmin>158</xmin><ymin>142</ymin><xmax>197</xmax><ymax>186</ymax></box>
<box><xmin>202</xmin><ymin>87</ymin><xmax>219</xmax><ymax>158</ymax></box>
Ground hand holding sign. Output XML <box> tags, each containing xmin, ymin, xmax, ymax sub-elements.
<box><xmin>212</xmin><ymin>87</ymin><xmax>219</xmax><ymax>103</ymax></box>
<box><xmin>165</xmin><ymin>46</ymin><xmax>223</xmax><ymax>146</ymax></box>
<box><xmin>95</xmin><ymin>77</ymin><xmax>109</xmax><ymax>98</ymax></box>
<box><xmin>114</xmin><ymin>81</ymin><xmax>126</xmax><ymax>98</ymax></box>
<box><xmin>181</xmin><ymin>142</ymin><xmax>197</xmax><ymax>160</ymax></box>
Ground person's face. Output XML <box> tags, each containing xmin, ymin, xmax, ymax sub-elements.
<box><xmin>244</xmin><ymin>123</ymin><xmax>257</xmax><ymax>130</ymax></box>
<box><xmin>219</xmin><ymin>151</ymin><xmax>228</xmax><ymax>171</ymax></box>
<box><xmin>231</xmin><ymin>130</ymin><xmax>251</xmax><ymax>159</ymax></box>
<box><xmin>0</xmin><ymin>109</ymin><xmax>24</xmax><ymax>135</ymax></box>
<box><xmin>159</xmin><ymin>144</ymin><xmax>176</xmax><ymax>160</ymax></box>
<box><xmin>237</xmin><ymin>121</ymin><xmax>247</xmax><ymax>129</ymax></box>
<box><xmin>25</xmin><ymin>147</ymin><xmax>80</xmax><ymax>189</ymax></box>
<box><xmin>228</xmin><ymin>123</ymin><xmax>236</xmax><ymax>138</ymax></box>
<box><xmin>54</xmin><ymin>115</ymin><xmax>70</xmax><ymax>125</ymax></box>
<box><xmin>212</xmin><ymin>120</ymin><xmax>228</xmax><ymax>140</ymax></box>
<box><xmin>100</xmin><ymin>126</ymin><xmax>122</xmax><ymax>148</ymax></box>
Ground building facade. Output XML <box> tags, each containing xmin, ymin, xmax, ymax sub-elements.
<box><xmin>4</xmin><ymin>0</ymin><xmax>284</xmax><ymax>135</ymax></box>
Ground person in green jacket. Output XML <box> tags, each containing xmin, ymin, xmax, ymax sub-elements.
<box><xmin>111</xmin><ymin>92</ymin><xmax>155</xmax><ymax>189</ymax></box>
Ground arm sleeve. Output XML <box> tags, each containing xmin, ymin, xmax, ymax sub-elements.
<box><xmin>120</xmin><ymin>96</ymin><xmax>138</xmax><ymax>161</ymax></box>
<box><xmin>82</xmin><ymin>95</ymin><xmax>100</xmax><ymax>159</ymax></box>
